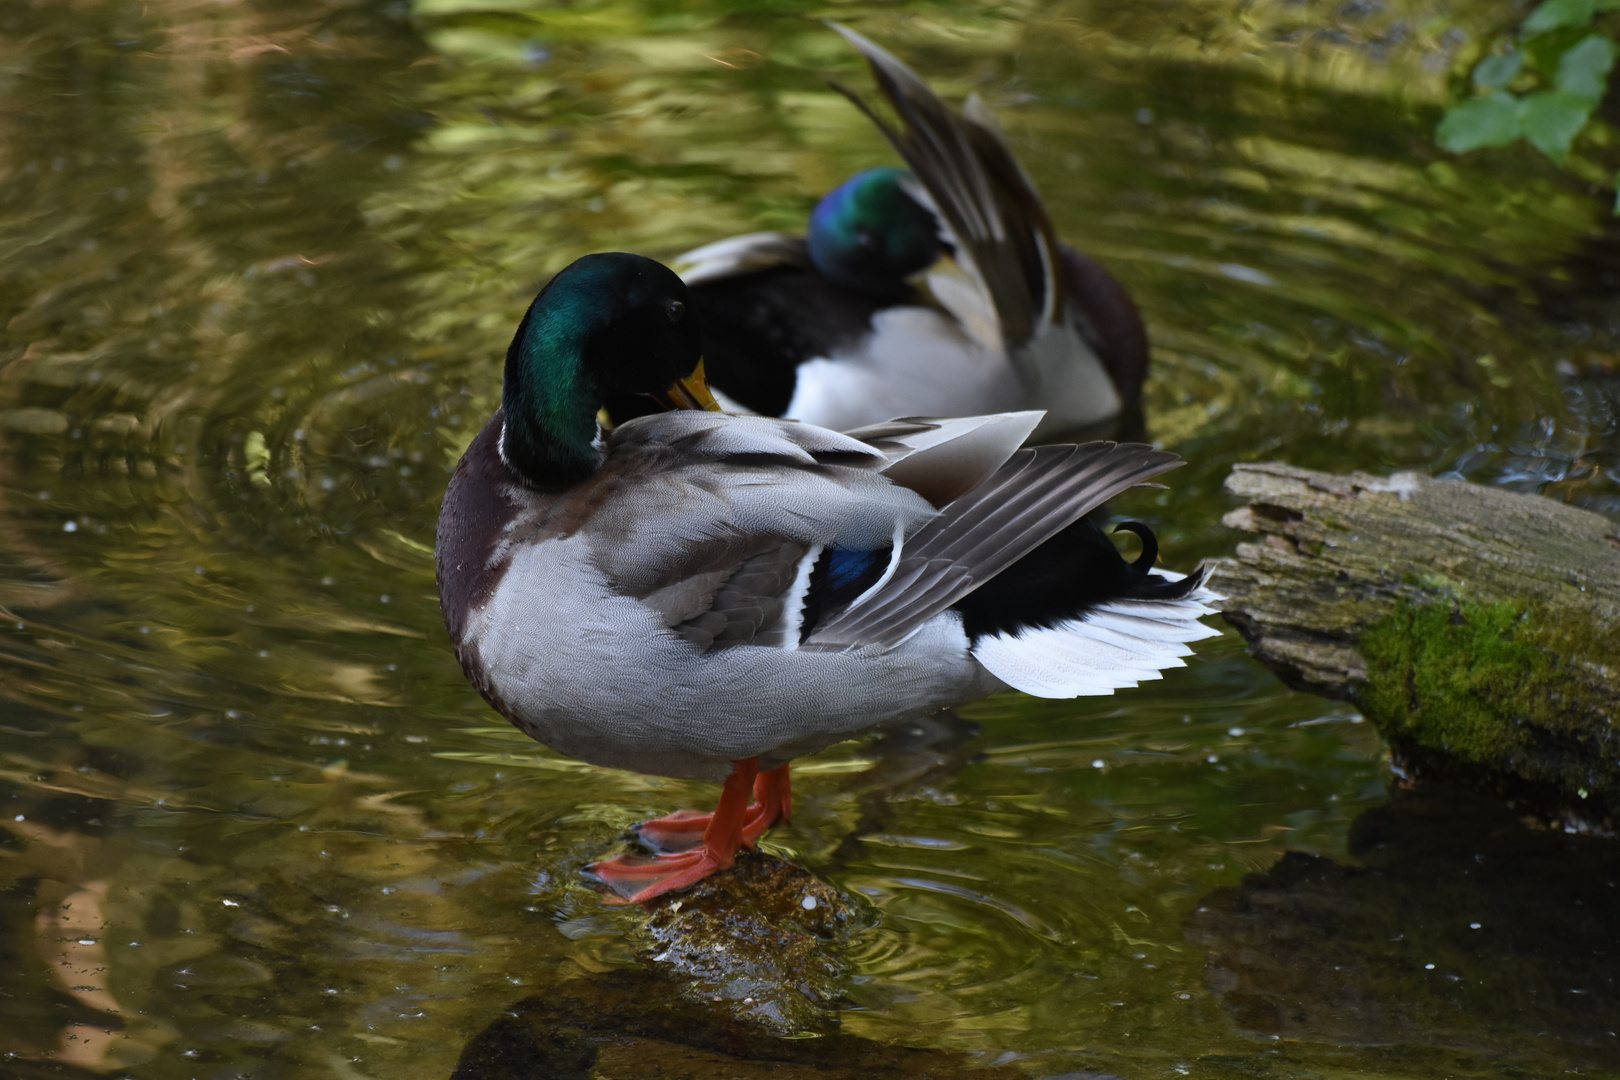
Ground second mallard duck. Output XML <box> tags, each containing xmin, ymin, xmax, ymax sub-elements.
<box><xmin>672</xmin><ymin>24</ymin><xmax>1148</xmax><ymax>439</ymax></box>
<box><xmin>437</xmin><ymin>253</ymin><xmax>1214</xmax><ymax>906</ymax></box>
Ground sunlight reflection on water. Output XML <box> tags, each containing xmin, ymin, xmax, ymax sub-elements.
<box><xmin>0</xmin><ymin>0</ymin><xmax>1616</xmax><ymax>1076</ymax></box>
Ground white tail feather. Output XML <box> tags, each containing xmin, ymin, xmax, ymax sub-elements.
<box><xmin>970</xmin><ymin>573</ymin><xmax>1223</xmax><ymax>699</ymax></box>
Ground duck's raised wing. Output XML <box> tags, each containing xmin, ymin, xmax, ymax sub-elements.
<box><xmin>827</xmin><ymin>21</ymin><xmax>1062</xmax><ymax>363</ymax></box>
<box><xmin>587</xmin><ymin>412</ymin><xmax>933</xmax><ymax>651</ymax></box>
<box><xmin>844</xmin><ymin>409</ymin><xmax>1041</xmax><ymax>507</ymax></box>
<box><xmin>800</xmin><ymin>441</ymin><xmax>1182</xmax><ymax>651</ymax></box>
<box><xmin>588</xmin><ymin>416</ymin><xmax>1175</xmax><ymax>659</ymax></box>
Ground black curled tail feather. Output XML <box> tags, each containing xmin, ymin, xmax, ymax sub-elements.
<box><xmin>1113</xmin><ymin>520</ymin><xmax>1208</xmax><ymax>601</ymax></box>
<box><xmin>1126</xmin><ymin>560</ymin><xmax>1211</xmax><ymax>602</ymax></box>
<box><xmin>1113</xmin><ymin>521</ymin><xmax>1158</xmax><ymax>577</ymax></box>
<box><xmin>954</xmin><ymin>516</ymin><xmax>1202</xmax><ymax>641</ymax></box>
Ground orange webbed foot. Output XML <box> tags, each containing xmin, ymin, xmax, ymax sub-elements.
<box><xmin>585</xmin><ymin>760</ymin><xmax>795</xmax><ymax>904</ymax></box>
<box><xmin>588</xmin><ymin>847</ymin><xmax>731</xmax><ymax>904</ymax></box>
<box><xmin>633</xmin><ymin>808</ymin><xmax>712</xmax><ymax>854</ymax></box>
<box><xmin>633</xmin><ymin>764</ymin><xmax>793</xmax><ymax>855</ymax></box>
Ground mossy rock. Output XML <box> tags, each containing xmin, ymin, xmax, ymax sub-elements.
<box><xmin>628</xmin><ymin>852</ymin><xmax>863</xmax><ymax>1036</ymax></box>
<box><xmin>1215</xmin><ymin>463</ymin><xmax>1620</xmax><ymax>830</ymax></box>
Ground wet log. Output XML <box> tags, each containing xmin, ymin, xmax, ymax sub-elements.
<box><xmin>1212</xmin><ymin>462</ymin><xmax>1620</xmax><ymax>830</ymax></box>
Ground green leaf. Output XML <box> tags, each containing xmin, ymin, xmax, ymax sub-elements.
<box><xmin>1517</xmin><ymin>89</ymin><xmax>1599</xmax><ymax>161</ymax></box>
<box><xmin>1526</xmin><ymin>26</ymin><xmax>1593</xmax><ymax>73</ymax></box>
<box><xmin>1473</xmin><ymin>51</ymin><xmax>1525</xmax><ymax>89</ymax></box>
<box><xmin>1555</xmin><ymin>34</ymin><xmax>1616</xmax><ymax>97</ymax></box>
<box><xmin>1523</xmin><ymin>0</ymin><xmax>1597</xmax><ymax>33</ymax></box>
<box><xmin>1436</xmin><ymin>92</ymin><xmax>1522</xmax><ymax>152</ymax></box>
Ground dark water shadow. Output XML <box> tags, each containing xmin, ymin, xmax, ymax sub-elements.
<box><xmin>449</xmin><ymin>966</ymin><xmax>1036</xmax><ymax>1080</ymax></box>
<box><xmin>818</xmin><ymin>710</ymin><xmax>986</xmax><ymax>875</ymax></box>
<box><xmin>1185</xmin><ymin>783</ymin><xmax>1620</xmax><ymax>1068</ymax></box>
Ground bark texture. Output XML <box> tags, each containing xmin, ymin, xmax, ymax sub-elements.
<box><xmin>1212</xmin><ymin>462</ymin><xmax>1620</xmax><ymax>830</ymax></box>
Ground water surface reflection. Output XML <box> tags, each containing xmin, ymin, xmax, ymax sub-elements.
<box><xmin>0</xmin><ymin>0</ymin><xmax>1615</xmax><ymax>1076</ymax></box>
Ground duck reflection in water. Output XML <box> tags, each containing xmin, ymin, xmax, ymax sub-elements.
<box><xmin>1186</xmin><ymin>782</ymin><xmax>1620</xmax><ymax>1068</ymax></box>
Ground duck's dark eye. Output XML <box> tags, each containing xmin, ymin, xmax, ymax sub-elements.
<box><xmin>666</xmin><ymin>299</ymin><xmax>686</xmax><ymax>323</ymax></box>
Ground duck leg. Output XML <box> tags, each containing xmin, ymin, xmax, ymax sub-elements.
<box><xmin>635</xmin><ymin>763</ymin><xmax>792</xmax><ymax>854</ymax></box>
<box><xmin>753</xmin><ymin>763</ymin><xmax>793</xmax><ymax>831</ymax></box>
<box><xmin>589</xmin><ymin>758</ymin><xmax>760</xmax><ymax>904</ymax></box>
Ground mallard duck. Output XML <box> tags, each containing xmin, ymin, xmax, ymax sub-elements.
<box><xmin>436</xmin><ymin>252</ymin><xmax>1215</xmax><ymax>905</ymax></box>
<box><xmin>670</xmin><ymin>24</ymin><xmax>1147</xmax><ymax>440</ymax></box>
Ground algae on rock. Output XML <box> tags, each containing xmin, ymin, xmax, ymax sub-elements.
<box><xmin>629</xmin><ymin>852</ymin><xmax>862</xmax><ymax>1037</ymax></box>
<box><xmin>1213</xmin><ymin>462</ymin><xmax>1620</xmax><ymax>829</ymax></box>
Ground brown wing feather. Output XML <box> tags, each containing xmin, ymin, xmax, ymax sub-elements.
<box><xmin>672</xmin><ymin>543</ymin><xmax>810</xmax><ymax>650</ymax></box>
<box><xmin>827</xmin><ymin>22</ymin><xmax>1061</xmax><ymax>351</ymax></box>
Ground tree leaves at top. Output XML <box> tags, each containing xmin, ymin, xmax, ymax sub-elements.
<box><xmin>1436</xmin><ymin>92</ymin><xmax>1521</xmax><ymax>153</ymax></box>
<box><xmin>1522</xmin><ymin>0</ymin><xmax>1600</xmax><ymax>35</ymax></box>
<box><xmin>1556</xmin><ymin>33</ymin><xmax>1616</xmax><ymax>97</ymax></box>
<box><xmin>1472</xmin><ymin>51</ymin><xmax>1524</xmax><ymax>89</ymax></box>
<box><xmin>1518</xmin><ymin>90</ymin><xmax>1601</xmax><ymax>161</ymax></box>
<box><xmin>1437</xmin><ymin>12</ymin><xmax>1617</xmax><ymax>199</ymax></box>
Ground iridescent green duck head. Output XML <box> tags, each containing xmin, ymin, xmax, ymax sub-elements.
<box><xmin>501</xmin><ymin>252</ymin><xmax>708</xmax><ymax>487</ymax></box>
<box><xmin>807</xmin><ymin>167</ymin><xmax>942</xmax><ymax>298</ymax></box>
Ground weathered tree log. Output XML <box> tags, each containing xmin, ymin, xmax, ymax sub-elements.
<box><xmin>1212</xmin><ymin>463</ymin><xmax>1620</xmax><ymax>831</ymax></box>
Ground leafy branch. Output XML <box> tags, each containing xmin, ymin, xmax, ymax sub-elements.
<box><xmin>1437</xmin><ymin>0</ymin><xmax>1618</xmax><ymax>200</ymax></box>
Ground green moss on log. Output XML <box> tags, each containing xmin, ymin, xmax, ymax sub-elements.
<box><xmin>1358</xmin><ymin>596</ymin><xmax>1618</xmax><ymax>821</ymax></box>
<box><xmin>1360</xmin><ymin>599</ymin><xmax>1544</xmax><ymax>761</ymax></box>
<box><xmin>1217</xmin><ymin>462</ymin><xmax>1620</xmax><ymax>831</ymax></box>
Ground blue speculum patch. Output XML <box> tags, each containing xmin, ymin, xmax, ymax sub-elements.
<box><xmin>825</xmin><ymin>546</ymin><xmax>884</xmax><ymax>591</ymax></box>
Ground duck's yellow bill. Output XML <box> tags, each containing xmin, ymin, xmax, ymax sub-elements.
<box><xmin>655</xmin><ymin>359</ymin><xmax>722</xmax><ymax>412</ymax></box>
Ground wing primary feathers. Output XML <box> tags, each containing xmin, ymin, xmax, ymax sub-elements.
<box><xmin>825</xmin><ymin>21</ymin><xmax>1062</xmax><ymax>351</ymax></box>
<box><xmin>801</xmin><ymin>442</ymin><xmax>1183</xmax><ymax>651</ymax></box>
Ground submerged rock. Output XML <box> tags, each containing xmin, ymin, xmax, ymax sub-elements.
<box><xmin>1185</xmin><ymin>785</ymin><xmax>1620</xmax><ymax>1068</ymax></box>
<box><xmin>549</xmin><ymin>714</ymin><xmax>986</xmax><ymax>1039</ymax></box>
<box><xmin>449</xmin><ymin>965</ymin><xmax>1029</xmax><ymax>1080</ymax></box>
<box><xmin>628</xmin><ymin>851</ymin><xmax>862</xmax><ymax>1036</ymax></box>
<box><xmin>464</xmin><ymin>716</ymin><xmax>1008</xmax><ymax>1074</ymax></box>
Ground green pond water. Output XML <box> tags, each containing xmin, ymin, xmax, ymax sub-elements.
<box><xmin>2</xmin><ymin>0</ymin><xmax>1618</xmax><ymax>1076</ymax></box>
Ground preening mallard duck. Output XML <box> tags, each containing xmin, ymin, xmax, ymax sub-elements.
<box><xmin>671</xmin><ymin>24</ymin><xmax>1147</xmax><ymax>440</ymax></box>
<box><xmin>436</xmin><ymin>253</ymin><xmax>1215</xmax><ymax>904</ymax></box>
